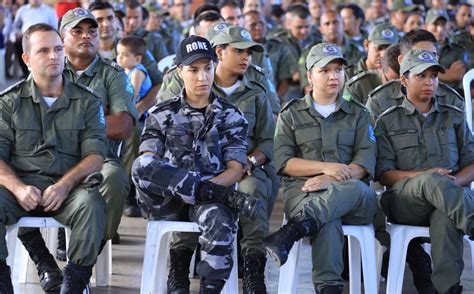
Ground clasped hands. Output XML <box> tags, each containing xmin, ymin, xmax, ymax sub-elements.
<box><xmin>302</xmin><ymin>162</ymin><xmax>352</xmax><ymax>192</ymax></box>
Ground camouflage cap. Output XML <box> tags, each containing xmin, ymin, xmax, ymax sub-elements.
<box><xmin>368</xmin><ymin>24</ymin><xmax>400</xmax><ymax>46</ymax></box>
<box><xmin>210</xmin><ymin>26</ymin><xmax>264</xmax><ymax>53</ymax></box>
<box><xmin>205</xmin><ymin>22</ymin><xmax>230</xmax><ymax>44</ymax></box>
<box><xmin>390</xmin><ymin>0</ymin><xmax>417</xmax><ymax>12</ymax></box>
<box><xmin>400</xmin><ymin>49</ymin><xmax>445</xmax><ymax>75</ymax></box>
<box><xmin>145</xmin><ymin>2</ymin><xmax>169</xmax><ymax>16</ymax></box>
<box><xmin>305</xmin><ymin>43</ymin><xmax>349</xmax><ymax>70</ymax></box>
<box><xmin>60</xmin><ymin>8</ymin><xmax>98</xmax><ymax>33</ymax></box>
<box><xmin>425</xmin><ymin>8</ymin><xmax>449</xmax><ymax>24</ymax></box>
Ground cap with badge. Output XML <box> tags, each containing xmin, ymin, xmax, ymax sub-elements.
<box><xmin>305</xmin><ymin>43</ymin><xmax>348</xmax><ymax>70</ymax></box>
<box><xmin>390</xmin><ymin>0</ymin><xmax>417</xmax><ymax>12</ymax></box>
<box><xmin>145</xmin><ymin>2</ymin><xmax>169</xmax><ymax>16</ymax></box>
<box><xmin>425</xmin><ymin>8</ymin><xmax>449</xmax><ymax>24</ymax></box>
<box><xmin>60</xmin><ymin>8</ymin><xmax>98</xmax><ymax>33</ymax></box>
<box><xmin>175</xmin><ymin>35</ymin><xmax>217</xmax><ymax>66</ymax></box>
<box><xmin>205</xmin><ymin>22</ymin><xmax>230</xmax><ymax>44</ymax></box>
<box><xmin>368</xmin><ymin>24</ymin><xmax>400</xmax><ymax>46</ymax></box>
<box><xmin>210</xmin><ymin>26</ymin><xmax>264</xmax><ymax>53</ymax></box>
<box><xmin>400</xmin><ymin>49</ymin><xmax>445</xmax><ymax>75</ymax></box>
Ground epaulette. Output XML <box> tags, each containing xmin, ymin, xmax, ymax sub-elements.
<box><xmin>439</xmin><ymin>82</ymin><xmax>464</xmax><ymax>101</ymax></box>
<box><xmin>346</xmin><ymin>70</ymin><xmax>373</xmax><ymax>86</ymax></box>
<box><xmin>74</xmin><ymin>82</ymin><xmax>100</xmax><ymax>99</ymax></box>
<box><xmin>271</xmin><ymin>30</ymin><xmax>287</xmax><ymax>39</ymax></box>
<box><xmin>153</xmin><ymin>96</ymin><xmax>180</xmax><ymax>110</ymax></box>
<box><xmin>167</xmin><ymin>65</ymin><xmax>178</xmax><ymax>73</ymax></box>
<box><xmin>438</xmin><ymin>103</ymin><xmax>463</xmax><ymax>113</ymax></box>
<box><xmin>378</xmin><ymin>104</ymin><xmax>401</xmax><ymax>118</ymax></box>
<box><xmin>0</xmin><ymin>79</ymin><xmax>25</xmax><ymax>96</ymax></box>
<box><xmin>267</xmin><ymin>36</ymin><xmax>283</xmax><ymax>43</ymax></box>
<box><xmin>248</xmin><ymin>80</ymin><xmax>267</xmax><ymax>93</ymax></box>
<box><xmin>279</xmin><ymin>97</ymin><xmax>301</xmax><ymax>113</ymax></box>
<box><xmin>101</xmin><ymin>57</ymin><xmax>125</xmax><ymax>72</ymax></box>
<box><xmin>249</xmin><ymin>63</ymin><xmax>265</xmax><ymax>75</ymax></box>
<box><xmin>368</xmin><ymin>80</ymin><xmax>397</xmax><ymax>97</ymax></box>
<box><xmin>342</xmin><ymin>91</ymin><xmax>368</xmax><ymax>111</ymax></box>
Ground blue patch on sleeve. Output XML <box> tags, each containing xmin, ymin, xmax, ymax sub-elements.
<box><xmin>99</xmin><ymin>105</ymin><xmax>106</xmax><ymax>125</ymax></box>
<box><xmin>369</xmin><ymin>124</ymin><xmax>376</xmax><ymax>142</ymax></box>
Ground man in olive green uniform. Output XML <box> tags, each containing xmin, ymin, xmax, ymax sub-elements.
<box><xmin>344</xmin><ymin>43</ymin><xmax>401</xmax><ymax>105</ymax></box>
<box><xmin>60</xmin><ymin>9</ymin><xmax>138</xmax><ymax>243</ymax></box>
<box><xmin>124</xmin><ymin>1</ymin><xmax>169</xmax><ymax>63</ymax></box>
<box><xmin>0</xmin><ymin>23</ymin><xmax>107</xmax><ymax>293</ymax></box>
<box><xmin>264</xmin><ymin>43</ymin><xmax>377</xmax><ymax>293</ymax></box>
<box><xmin>144</xmin><ymin>2</ymin><xmax>178</xmax><ymax>55</ymax></box>
<box><xmin>366</xmin><ymin>29</ymin><xmax>464</xmax><ymax>120</ymax></box>
<box><xmin>424</xmin><ymin>8</ymin><xmax>467</xmax><ymax>95</ymax></box>
<box><xmin>244</xmin><ymin>10</ymin><xmax>299</xmax><ymax>99</ymax></box>
<box><xmin>375</xmin><ymin>49</ymin><xmax>474</xmax><ymax>293</ymax></box>
<box><xmin>298</xmin><ymin>10</ymin><xmax>364</xmax><ymax>94</ymax></box>
<box><xmin>345</xmin><ymin>23</ymin><xmax>399</xmax><ymax>80</ymax></box>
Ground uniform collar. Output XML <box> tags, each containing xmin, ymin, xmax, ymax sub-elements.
<box><xmin>401</xmin><ymin>96</ymin><xmax>440</xmax><ymax>115</ymax></box>
<box><xmin>19</xmin><ymin>74</ymin><xmax>77</xmax><ymax>108</ymax></box>
<box><xmin>212</xmin><ymin>75</ymin><xmax>249</xmax><ymax>96</ymax></box>
<box><xmin>389</xmin><ymin>81</ymin><xmax>405</xmax><ymax>100</ymax></box>
<box><xmin>179</xmin><ymin>90</ymin><xmax>223</xmax><ymax>115</ymax></box>
<box><xmin>298</xmin><ymin>92</ymin><xmax>354</xmax><ymax>114</ymax></box>
<box><xmin>64</xmin><ymin>54</ymin><xmax>100</xmax><ymax>77</ymax></box>
<box><xmin>129</xmin><ymin>27</ymin><xmax>146</xmax><ymax>37</ymax></box>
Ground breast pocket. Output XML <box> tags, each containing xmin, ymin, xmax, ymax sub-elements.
<box><xmin>165</xmin><ymin>127</ymin><xmax>194</xmax><ymax>159</ymax></box>
<box><xmin>14</xmin><ymin>124</ymin><xmax>42</xmax><ymax>153</ymax></box>
<box><xmin>295</xmin><ymin>127</ymin><xmax>322</xmax><ymax>156</ymax></box>
<box><xmin>56</xmin><ymin>117</ymin><xmax>85</xmax><ymax>156</ymax></box>
<box><xmin>437</xmin><ymin>128</ymin><xmax>458</xmax><ymax>168</ymax></box>
<box><xmin>337</xmin><ymin>129</ymin><xmax>355</xmax><ymax>164</ymax></box>
<box><xmin>390</xmin><ymin>133</ymin><xmax>420</xmax><ymax>170</ymax></box>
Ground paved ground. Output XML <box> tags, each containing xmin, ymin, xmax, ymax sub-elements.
<box><xmin>3</xmin><ymin>77</ymin><xmax>474</xmax><ymax>293</ymax></box>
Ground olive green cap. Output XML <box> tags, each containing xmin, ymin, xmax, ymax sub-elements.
<box><xmin>60</xmin><ymin>8</ymin><xmax>98</xmax><ymax>33</ymax></box>
<box><xmin>400</xmin><ymin>49</ymin><xmax>445</xmax><ymax>75</ymax></box>
<box><xmin>305</xmin><ymin>43</ymin><xmax>348</xmax><ymax>70</ymax></box>
<box><xmin>210</xmin><ymin>26</ymin><xmax>264</xmax><ymax>53</ymax></box>
<box><xmin>205</xmin><ymin>22</ymin><xmax>230</xmax><ymax>44</ymax></box>
<box><xmin>425</xmin><ymin>8</ymin><xmax>449</xmax><ymax>24</ymax></box>
<box><xmin>368</xmin><ymin>24</ymin><xmax>400</xmax><ymax>46</ymax></box>
<box><xmin>145</xmin><ymin>2</ymin><xmax>169</xmax><ymax>16</ymax></box>
<box><xmin>390</xmin><ymin>0</ymin><xmax>417</xmax><ymax>12</ymax></box>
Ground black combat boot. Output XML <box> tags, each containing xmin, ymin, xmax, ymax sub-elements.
<box><xmin>0</xmin><ymin>260</ymin><xmax>14</xmax><ymax>294</ymax></box>
<box><xmin>19</xmin><ymin>230</ymin><xmax>63</xmax><ymax>292</ymax></box>
<box><xmin>60</xmin><ymin>262</ymin><xmax>92</xmax><ymax>294</ymax></box>
<box><xmin>197</xmin><ymin>180</ymin><xmax>263</xmax><ymax>220</ymax></box>
<box><xmin>200</xmin><ymin>277</ymin><xmax>225</xmax><ymax>293</ymax></box>
<box><xmin>123</xmin><ymin>184</ymin><xmax>141</xmax><ymax>217</ymax></box>
<box><xmin>56</xmin><ymin>228</ymin><xmax>66</xmax><ymax>261</ymax></box>
<box><xmin>315</xmin><ymin>284</ymin><xmax>344</xmax><ymax>294</ymax></box>
<box><xmin>440</xmin><ymin>284</ymin><xmax>463</xmax><ymax>294</ymax></box>
<box><xmin>263</xmin><ymin>211</ymin><xmax>319</xmax><ymax>266</ymax></box>
<box><xmin>406</xmin><ymin>240</ymin><xmax>435</xmax><ymax>294</ymax></box>
<box><xmin>243</xmin><ymin>251</ymin><xmax>267</xmax><ymax>294</ymax></box>
<box><xmin>167</xmin><ymin>249</ymin><xmax>194</xmax><ymax>294</ymax></box>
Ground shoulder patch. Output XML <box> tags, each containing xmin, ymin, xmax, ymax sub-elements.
<box><xmin>378</xmin><ymin>104</ymin><xmax>402</xmax><ymax>118</ymax></box>
<box><xmin>249</xmin><ymin>63</ymin><xmax>265</xmax><ymax>74</ymax></box>
<box><xmin>0</xmin><ymin>79</ymin><xmax>25</xmax><ymax>96</ymax></box>
<box><xmin>438</xmin><ymin>103</ymin><xmax>463</xmax><ymax>113</ymax></box>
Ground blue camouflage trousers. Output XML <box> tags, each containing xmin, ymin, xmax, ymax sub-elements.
<box><xmin>132</xmin><ymin>154</ymin><xmax>238</xmax><ymax>280</ymax></box>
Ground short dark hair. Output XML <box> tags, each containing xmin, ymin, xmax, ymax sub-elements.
<box><xmin>381</xmin><ymin>43</ymin><xmax>401</xmax><ymax>76</ymax></box>
<box><xmin>118</xmin><ymin>36</ymin><xmax>147</xmax><ymax>58</ymax></box>
<box><xmin>126</xmin><ymin>0</ymin><xmax>141</xmax><ymax>10</ymax></box>
<box><xmin>193</xmin><ymin>3</ymin><xmax>220</xmax><ymax>20</ymax></box>
<box><xmin>193</xmin><ymin>11</ymin><xmax>224</xmax><ymax>28</ymax></box>
<box><xmin>400</xmin><ymin>29</ymin><xmax>436</xmax><ymax>55</ymax></box>
<box><xmin>340</xmin><ymin>4</ymin><xmax>365</xmax><ymax>23</ymax></box>
<box><xmin>218</xmin><ymin>0</ymin><xmax>241</xmax><ymax>10</ymax></box>
<box><xmin>88</xmin><ymin>1</ymin><xmax>114</xmax><ymax>12</ymax></box>
<box><xmin>244</xmin><ymin>10</ymin><xmax>263</xmax><ymax>18</ymax></box>
<box><xmin>287</xmin><ymin>4</ymin><xmax>311</xmax><ymax>20</ymax></box>
<box><xmin>23</xmin><ymin>23</ymin><xmax>60</xmax><ymax>54</ymax></box>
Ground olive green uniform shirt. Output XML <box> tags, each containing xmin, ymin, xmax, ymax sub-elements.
<box><xmin>451</xmin><ymin>29</ymin><xmax>474</xmax><ymax>70</ymax></box>
<box><xmin>437</xmin><ymin>38</ymin><xmax>468</xmax><ymax>93</ymax></box>
<box><xmin>264</xmin><ymin>37</ymin><xmax>298</xmax><ymax>85</ymax></box>
<box><xmin>63</xmin><ymin>55</ymin><xmax>138</xmax><ymax>159</ymax></box>
<box><xmin>343</xmin><ymin>70</ymin><xmax>382</xmax><ymax>105</ymax></box>
<box><xmin>128</xmin><ymin>27</ymin><xmax>169</xmax><ymax>63</ymax></box>
<box><xmin>0</xmin><ymin>76</ymin><xmax>107</xmax><ymax>178</ymax></box>
<box><xmin>274</xmin><ymin>93</ymin><xmax>376</xmax><ymax>201</ymax></box>
<box><xmin>366</xmin><ymin>80</ymin><xmax>464</xmax><ymax>121</ymax></box>
<box><xmin>345</xmin><ymin>58</ymin><xmax>369</xmax><ymax>80</ymax></box>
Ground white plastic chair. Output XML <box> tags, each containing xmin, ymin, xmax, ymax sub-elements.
<box><xmin>140</xmin><ymin>220</ymin><xmax>238</xmax><ymax>294</ymax></box>
<box><xmin>0</xmin><ymin>48</ymin><xmax>6</xmax><ymax>88</ymax></box>
<box><xmin>463</xmin><ymin>68</ymin><xmax>474</xmax><ymax>133</ymax></box>
<box><xmin>277</xmin><ymin>215</ymin><xmax>382</xmax><ymax>294</ymax></box>
<box><xmin>157</xmin><ymin>54</ymin><xmax>176</xmax><ymax>74</ymax></box>
<box><xmin>6</xmin><ymin>217</ymin><xmax>112</xmax><ymax>287</ymax></box>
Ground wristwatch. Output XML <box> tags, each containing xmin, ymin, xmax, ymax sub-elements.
<box><xmin>248</xmin><ymin>155</ymin><xmax>258</xmax><ymax>169</ymax></box>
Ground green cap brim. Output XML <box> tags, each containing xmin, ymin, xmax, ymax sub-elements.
<box><xmin>231</xmin><ymin>41</ymin><xmax>264</xmax><ymax>53</ymax></box>
<box><xmin>408</xmin><ymin>63</ymin><xmax>446</xmax><ymax>75</ymax></box>
<box><xmin>309</xmin><ymin>56</ymin><xmax>349</xmax><ymax>70</ymax></box>
<box><xmin>402</xmin><ymin>5</ymin><xmax>417</xmax><ymax>12</ymax></box>
<box><xmin>370</xmin><ymin>39</ymin><xmax>396</xmax><ymax>46</ymax></box>
<box><xmin>61</xmin><ymin>17</ymin><xmax>98</xmax><ymax>33</ymax></box>
<box><xmin>427</xmin><ymin>15</ymin><xmax>448</xmax><ymax>24</ymax></box>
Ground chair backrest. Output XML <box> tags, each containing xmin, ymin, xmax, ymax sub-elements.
<box><xmin>463</xmin><ymin>69</ymin><xmax>474</xmax><ymax>132</ymax></box>
<box><xmin>157</xmin><ymin>54</ymin><xmax>176</xmax><ymax>74</ymax></box>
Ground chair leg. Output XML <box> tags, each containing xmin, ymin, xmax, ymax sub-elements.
<box><xmin>140</xmin><ymin>221</ymin><xmax>161</xmax><ymax>294</ymax></box>
<box><xmin>277</xmin><ymin>239</ymin><xmax>302</xmax><ymax>294</ymax></box>
<box><xmin>94</xmin><ymin>240</ymin><xmax>111</xmax><ymax>286</ymax></box>
<box><xmin>347</xmin><ymin>235</ymin><xmax>361</xmax><ymax>294</ymax></box>
<box><xmin>386</xmin><ymin>228</ymin><xmax>411</xmax><ymax>294</ymax></box>
<box><xmin>359</xmin><ymin>226</ymin><xmax>378</xmax><ymax>294</ymax></box>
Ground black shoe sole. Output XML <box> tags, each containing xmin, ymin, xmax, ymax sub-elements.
<box><xmin>40</xmin><ymin>273</ymin><xmax>63</xmax><ymax>292</ymax></box>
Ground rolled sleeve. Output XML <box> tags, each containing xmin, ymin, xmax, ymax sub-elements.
<box><xmin>457</xmin><ymin>120</ymin><xmax>474</xmax><ymax>170</ymax></box>
<box><xmin>0</xmin><ymin>99</ymin><xmax>13</xmax><ymax>162</ymax></box>
<box><xmin>222</xmin><ymin>109</ymin><xmax>248</xmax><ymax>167</ymax></box>
<box><xmin>253</xmin><ymin>95</ymin><xmax>275</xmax><ymax>161</ymax></box>
<box><xmin>106</xmin><ymin>71</ymin><xmax>139</xmax><ymax>123</ymax></box>
<box><xmin>274</xmin><ymin>111</ymin><xmax>297</xmax><ymax>175</ymax></box>
<box><xmin>80</xmin><ymin>98</ymin><xmax>107</xmax><ymax>159</ymax></box>
<box><xmin>351</xmin><ymin>113</ymin><xmax>377</xmax><ymax>180</ymax></box>
<box><xmin>375</xmin><ymin>118</ymin><xmax>397</xmax><ymax>180</ymax></box>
